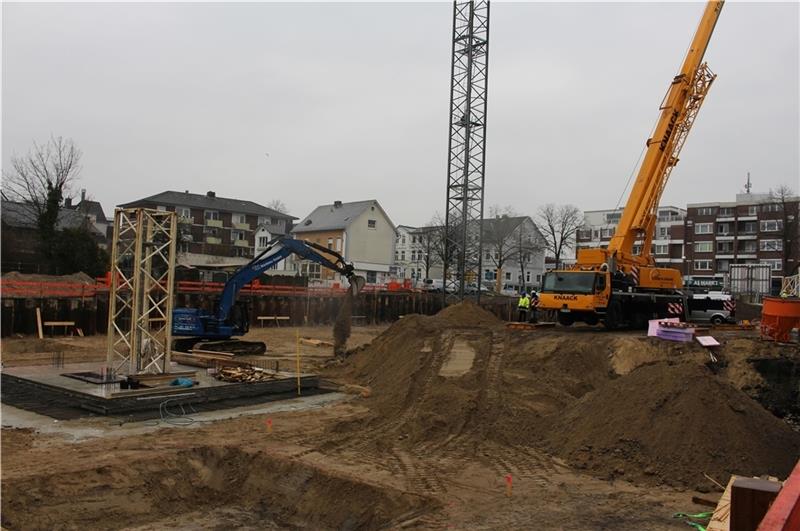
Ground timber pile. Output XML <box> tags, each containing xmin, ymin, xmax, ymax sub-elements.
<box><xmin>214</xmin><ymin>366</ymin><xmax>278</xmax><ymax>383</ymax></box>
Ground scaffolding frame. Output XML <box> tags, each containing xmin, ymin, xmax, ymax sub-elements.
<box><xmin>106</xmin><ymin>208</ymin><xmax>177</xmax><ymax>374</ymax></box>
<box><xmin>443</xmin><ymin>0</ymin><xmax>490</xmax><ymax>302</ymax></box>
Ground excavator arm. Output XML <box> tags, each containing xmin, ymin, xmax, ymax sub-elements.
<box><xmin>216</xmin><ymin>237</ymin><xmax>365</xmax><ymax>321</ymax></box>
<box><xmin>172</xmin><ymin>236</ymin><xmax>365</xmax><ymax>352</ymax></box>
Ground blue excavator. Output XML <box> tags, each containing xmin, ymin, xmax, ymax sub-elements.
<box><xmin>171</xmin><ymin>236</ymin><xmax>365</xmax><ymax>354</ymax></box>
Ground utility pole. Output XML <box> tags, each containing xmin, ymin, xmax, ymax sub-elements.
<box><xmin>443</xmin><ymin>0</ymin><xmax>490</xmax><ymax>303</ymax></box>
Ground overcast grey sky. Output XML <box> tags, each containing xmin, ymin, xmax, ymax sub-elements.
<box><xmin>2</xmin><ymin>2</ymin><xmax>798</xmax><ymax>226</ymax></box>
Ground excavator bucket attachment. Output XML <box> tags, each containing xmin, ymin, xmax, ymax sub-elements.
<box><xmin>349</xmin><ymin>275</ymin><xmax>366</xmax><ymax>295</ymax></box>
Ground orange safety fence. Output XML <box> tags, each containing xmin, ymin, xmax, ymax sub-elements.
<box><xmin>1</xmin><ymin>278</ymin><xmax>415</xmax><ymax>299</ymax></box>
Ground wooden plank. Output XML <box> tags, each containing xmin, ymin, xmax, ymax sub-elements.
<box><xmin>36</xmin><ymin>307</ymin><xmax>44</xmax><ymax>339</ymax></box>
<box><xmin>708</xmin><ymin>475</ymin><xmax>738</xmax><ymax>531</ymax></box>
<box><xmin>43</xmin><ymin>321</ymin><xmax>76</xmax><ymax>326</ymax></box>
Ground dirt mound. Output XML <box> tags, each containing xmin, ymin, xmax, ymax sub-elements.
<box><xmin>542</xmin><ymin>362</ymin><xmax>800</xmax><ymax>488</ymax></box>
<box><xmin>436</xmin><ymin>301</ymin><xmax>503</xmax><ymax>328</ymax></box>
<box><xmin>324</xmin><ymin>308</ymin><xmax>800</xmax><ymax>488</ymax></box>
<box><xmin>2</xmin><ymin>271</ymin><xmax>96</xmax><ymax>284</ymax></box>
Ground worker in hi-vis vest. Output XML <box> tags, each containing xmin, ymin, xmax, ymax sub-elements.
<box><xmin>517</xmin><ymin>292</ymin><xmax>530</xmax><ymax>322</ymax></box>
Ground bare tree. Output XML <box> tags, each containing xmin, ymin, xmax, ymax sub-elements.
<box><xmin>535</xmin><ymin>204</ymin><xmax>583</xmax><ymax>269</ymax></box>
<box><xmin>3</xmin><ymin>136</ymin><xmax>82</xmax><ymax>242</ymax></box>
<box><xmin>768</xmin><ymin>185</ymin><xmax>799</xmax><ymax>275</ymax></box>
<box><xmin>414</xmin><ymin>223</ymin><xmax>440</xmax><ymax>280</ymax></box>
<box><xmin>514</xmin><ymin>222</ymin><xmax>545</xmax><ymax>293</ymax></box>
<box><xmin>429</xmin><ymin>212</ymin><xmax>456</xmax><ymax>275</ymax></box>
<box><xmin>483</xmin><ymin>207</ymin><xmax>521</xmax><ymax>292</ymax></box>
<box><xmin>266</xmin><ymin>199</ymin><xmax>288</xmax><ymax>214</ymax></box>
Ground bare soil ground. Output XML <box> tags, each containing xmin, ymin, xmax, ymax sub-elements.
<box><xmin>2</xmin><ymin>305</ymin><xmax>799</xmax><ymax>530</ymax></box>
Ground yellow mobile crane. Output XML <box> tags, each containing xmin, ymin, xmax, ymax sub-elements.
<box><xmin>539</xmin><ymin>0</ymin><xmax>724</xmax><ymax>329</ymax></box>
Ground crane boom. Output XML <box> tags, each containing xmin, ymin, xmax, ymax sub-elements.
<box><xmin>608</xmin><ymin>0</ymin><xmax>724</xmax><ymax>259</ymax></box>
<box><xmin>538</xmin><ymin>1</ymin><xmax>725</xmax><ymax>330</ymax></box>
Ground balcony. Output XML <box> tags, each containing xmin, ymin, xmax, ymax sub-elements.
<box><xmin>716</xmin><ymin>234</ymin><xmax>734</xmax><ymax>241</ymax></box>
<box><xmin>205</xmin><ymin>219</ymin><xmax>223</xmax><ymax>228</ymax></box>
<box><xmin>738</xmin><ymin>216</ymin><xmax>757</xmax><ymax>222</ymax></box>
<box><xmin>178</xmin><ymin>215</ymin><xmax>193</xmax><ymax>225</ymax></box>
<box><xmin>737</xmin><ymin>233</ymin><xmax>757</xmax><ymax>240</ymax></box>
<box><xmin>738</xmin><ymin>253</ymin><xmax>757</xmax><ymax>259</ymax></box>
<box><xmin>233</xmin><ymin>239</ymin><xmax>250</xmax><ymax>248</ymax></box>
<box><xmin>716</xmin><ymin>254</ymin><xmax>734</xmax><ymax>260</ymax></box>
<box><xmin>205</xmin><ymin>236</ymin><xmax>222</xmax><ymax>245</ymax></box>
<box><xmin>716</xmin><ymin>216</ymin><xmax>735</xmax><ymax>222</ymax></box>
<box><xmin>233</xmin><ymin>222</ymin><xmax>250</xmax><ymax>231</ymax></box>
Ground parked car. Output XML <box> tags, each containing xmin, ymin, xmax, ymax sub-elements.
<box><xmin>689</xmin><ymin>294</ymin><xmax>735</xmax><ymax>324</ymax></box>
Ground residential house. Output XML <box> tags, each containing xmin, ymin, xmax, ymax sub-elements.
<box><xmin>118</xmin><ymin>190</ymin><xmax>296</xmax><ymax>268</ymax></box>
<box><xmin>481</xmin><ymin>215</ymin><xmax>546</xmax><ymax>293</ymax></box>
<box><xmin>684</xmin><ymin>192</ymin><xmax>800</xmax><ymax>289</ymax></box>
<box><xmin>292</xmin><ymin>200</ymin><xmax>396</xmax><ymax>285</ymax></box>
<box><xmin>1</xmin><ymin>199</ymin><xmax>105</xmax><ymax>274</ymax></box>
<box><xmin>575</xmin><ymin>206</ymin><xmax>686</xmax><ymax>271</ymax></box>
<box><xmin>65</xmin><ymin>189</ymin><xmax>110</xmax><ymax>248</ymax></box>
<box><xmin>394</xmin><ymin>225</ymin><xmax>444</xmax><ymax>285</ymax></box>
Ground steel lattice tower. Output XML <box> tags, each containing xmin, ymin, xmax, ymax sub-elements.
<box><xmin>443</xmin><ymin>0</ymin><xmax>490</xmax><ymax>301</ymax></box>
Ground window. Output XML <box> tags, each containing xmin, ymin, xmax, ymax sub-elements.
<box><xmin>697</xmin><ymin>207</ymin><xmax>716</xmax><ymax>216</ymax></box>
<box><xmin>484</xmin><ymin>269</ymin><xmax>496</xmax><ymax>281</ymax></box>
<box><xmin>231</xmin><ymin>230</ymin><xmax>246</xmax><ymax>241</ymax></box>
<box><xmin>717</xmin><ymin>223</ymin><xmax>731</xmax><ymax>235</ymax></box>
<box><xmin>762</xmin><ymin>259</ymin><xmax>783</xmax><ymax>271</ymax></box>
<box><xmin>746</xmin><ymin>206</ymin><xmax>758</xmax><ymax>216</ymax></box>
<box><xmin>605</xmin><ymin>212</ymin><xmax>622</xmax><ymax>223</ymax></box>
<box><xmin>327</xmin><ymin>238</ymin><xmax>333</xmax><ymax>250</ymax></box>
<box><xmin>654</xmin><ymin>244</ymin><xmax>668</xmax><ymax>255</ymax></box>
<box><xmin>717</xmin><ymin>259</ymin><xmax>730</xmax><ymax>272</ymax></box>
<box><xmin>302</xmin><ymin>262</ymin><xmax>321</xmax><ymax>280</ymax></box>
<box><xmin>592</xmin><ymin>230</ymin><xmax>600</xmax><ymax>240</ymax></box>
<box><xmin>739</xmin><ymin>241</ymin><xmax>757</xmax><ymax>253</ymax></box>
<box><xmin>366</xmin><ymin>271</ymin><xmax>377</xmax><ymax>283</ymax></box>
<box><xmin>258</xmin><ymin>216</ymin><xmax>268</xmax><ymax>226</ymax></box>
<box><xmin>717</xmin><ymin>241</ymin><xmax>734</xmax><ymax>253</ymax></box>
<box><xmin>659</xmin><ymin>227</ymin><xmax>668</xmax><ymax>238</ymax></box>
<box><xmin>740</xmin><ymin>221</ymin><xmax>758</xmax><ymax>234</ymax></box>
<box><xmin>694</xmin><ymin>223</ymin><xmax>713</xmax><ymax>235</ymax></box>
<box><xmin>258</xmin><ymin>236</ymin><xmax>269</xmax><ymax>248</ymax></box>
<box><xmin>695</xmin><ymin>241</ymin><xmax>713</xmax><ymax>253</ymax></box>
<box><xmin>759</xmin><ymin>239</ymin><xmax>783</xmax><ymax>252</ymax></box>
<box><xmin>368</xmin><ymin>219</ymin><xmax>377</xmax><ymax>229</ymax></box>
<box><xmin>235</xmin><ymin>213</ymin><xmax>247</xmax><ymax>224</ymax></box>
<box><xmin>577</xmin><ymin>229</ymin><xmax>592</xmax><ymax>240</ymax></box>
<box><xmin>336</xmin><ymin>238</ymin><xmax>342</xmax><ymax>251</ymax></box>
<box><xmin>411</xmin><ymin>251</ymin><xmax>416</xmax><ymax>261</ymax></box>
<box><xmin>400</xmin><ymin>236</ymin><xmax>406</xmax><ymax>245</ymax></box>
<box><xmin>400</xmin><ymin>251</ymin><xmax>405</xmax><ymax>261</ymax></box>
<box><xmin>204</xmin><ymin>210</ymin><xmax>220</xmax><ymax>221</ymax></box>
<box><xmin>505</xmin><ymin>272</ymin><xmax>512</xmax><ymax>280</ymax></box>
<box><xmin>762</xmin><ymin>203</ymin><xmax>782</xmax><ymax>213</ymax></box>
<box><xmin>536</xmin><ymin>274</ymin><xmax>542</xmax><ymax>283</ymax></box>
<box><xmin>394</xmin><ymin>251</ymin><xmax>399</xmax><ymax>260</ymax></box>
<box><xmin>526</xmin><ymin>271</ymin><xmax>531</xmax><ymax>282</ymax></box>
<box><xmin>694</xmin><ymin>260</ymin><xmax>712</xmax><ymax>271</ymax></box>
<box><xmin>632</xmin><ymin>245</ymin><xmax>642</xmax><ymax>255</ymax></box>
<box><xmin>601</xmin><ymin>228</ymin><xmax>614</xmax><ymax>239</ymax></box>
<box><xmin>718</xmin><ymin>207</ymin><xmax>734</xmax><ymax>217</ymax></box>
<box><xmin>178</xmin><ymin>242</ymin><xmax>190</xmax><ymax>253</ymax></box>
<box><xmin>760</xmin><ymin>220</ymin><xmax>783</xmax><ymax>232</ymax></box>
<box><xmin>179</xmin><ymin>207</ymin><xmax>191</xmax><ymax>219</ymax></box>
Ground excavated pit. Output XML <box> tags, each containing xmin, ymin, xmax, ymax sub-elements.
<box><xmin>0</xmin><ymin>445</ymin><xmax>435</xmax><ymax>531</ymax></box>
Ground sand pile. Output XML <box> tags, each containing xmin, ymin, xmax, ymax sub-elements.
<box><xmin>542</xmin><ymin>362</ymin><xmax>800</xmax><ymax>487</ymax></box>
<box><xmin>326</xmin><ymin>303</ymin><xmax>800</xmax><ymax>487</ymax></box>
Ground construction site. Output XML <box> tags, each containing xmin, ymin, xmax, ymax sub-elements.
<box><xmin>2</xmin><ymin>0</ymin><xmax>800</xmax><ymax>529</ymax></box>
